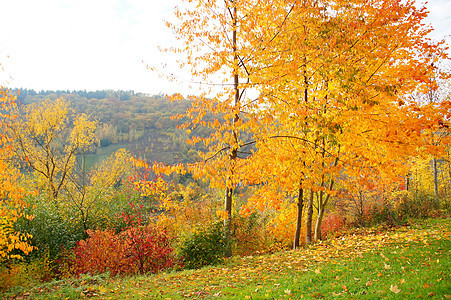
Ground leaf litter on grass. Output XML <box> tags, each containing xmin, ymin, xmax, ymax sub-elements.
<box><xmin>96</xmin><ymin>219</ymin><xmax>451</xmax><ymax>299</ymax></box>
<box><xmin>8</xmin><ymin>218</ymin><xmax>449</xmax><ymax>299</ymax></box>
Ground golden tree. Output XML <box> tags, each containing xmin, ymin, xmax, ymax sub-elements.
<box><xmin>165</xmin><ymin>0</ymin><xmax>278</xmax><ymax>250</ymax></box>
<box><xmin>0</xmin><ymin>87</ymin><xmax>34</xmax><ymax>260</ymax></box>
<box><xmin>241</xmin><ymin>0</ymin><xmax>449</xmax><ymax>246</ymax></box>
<box><xmin>7</xmin><ymin>97</ymin><xmax>98</xmax><ymax>199</ymax></box>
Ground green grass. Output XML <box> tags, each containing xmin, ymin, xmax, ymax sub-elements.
<box><xmin>4</xmin><ymin>218</ymin><xmax>450</xmax><ymax>299</ymax></box>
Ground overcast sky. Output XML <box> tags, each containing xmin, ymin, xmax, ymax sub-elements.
<box><xmin>0</xmin><ymin>0</ymin><xmax>450</xmax><ymax>96</ymax></box>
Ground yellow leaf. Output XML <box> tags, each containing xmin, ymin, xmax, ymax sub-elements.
<box><xmin>390</xmin><ymin>285</ymin><xmax>401</xmax><ymax>294</ymax></box>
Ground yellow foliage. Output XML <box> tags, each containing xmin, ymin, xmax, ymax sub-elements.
<box><xmin>0</xmin><ymin>87</ymin><xmax>34</xmax><ymax>260</ymax></box>
<box><xmin>266</xmin><ymin>200</ymin><xmax>297</xmax><ymax>248</ymax></box>
<box><xmin>7</xmin><ymin>97</ymin><xmax>98</xmax><ymax>199</ymax></box>
<box><xmin>69</xmin><ymin>113</ymin><xmax>98</xmax><ymax>150</ymax></box>
<box><xmin>155</xmin><ymin>183</ymin><xmax>220</xmax><ymax>245</ymax></box>
<box><xmin>62</xmin><ymin>148</ymin><xmax>136</xmax><ymax>229</ymax></box>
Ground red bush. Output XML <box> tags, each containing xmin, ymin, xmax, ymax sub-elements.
<box><xmin>125</xmin><ymin>225</ymin><xmax>175</xmax><ymax>274</ymax></box>
<box><xmin>73</xmin><ymin>225</ymin><xmax>174</xmax><ymax>276</ymax></box>
<box><xmin>321</xmin><ymin>212</ymin><xmax>347</xmax><ymax>238</ymax></box>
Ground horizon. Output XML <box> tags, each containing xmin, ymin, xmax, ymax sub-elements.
<box><xmin>1</xmin><ymin>0</ymin><xmax>450</xmax><ymax>96</ymax></box>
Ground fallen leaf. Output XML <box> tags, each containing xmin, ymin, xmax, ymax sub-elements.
<box><xmin>390</xmin><ymin>285</ymin><xmax>401</xmax><ymax>294</ymax></box>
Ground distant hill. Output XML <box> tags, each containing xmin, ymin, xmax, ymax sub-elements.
<box><xmin>11</xmin><ymin>88</ymin><xmax>211</xmax><ymax>165</ymax></box>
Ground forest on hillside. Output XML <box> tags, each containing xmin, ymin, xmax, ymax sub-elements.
<box><xmin>11</xmin><ymin>88</ymin><xmax>211</xmax><ymax>165</ymax></box>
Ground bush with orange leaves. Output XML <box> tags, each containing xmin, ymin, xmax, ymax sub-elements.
<box><xmin>72</xmin><ymin>224</ymin><xmax>175</xmax><ymax>276</ymax></box>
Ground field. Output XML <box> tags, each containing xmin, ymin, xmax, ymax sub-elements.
<box><xmin>6</xmin><ymin>217</ymin><xmax>450</xmax><ymax>299</ymax></box>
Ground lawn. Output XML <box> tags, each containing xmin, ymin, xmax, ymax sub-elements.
<box><xmin>5</xmin><ymin>218</ymin><xmax>450</xmax><ymax>299</ymax></box>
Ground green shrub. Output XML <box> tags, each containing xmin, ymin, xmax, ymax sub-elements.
<box><xmin>179</xmin><ymin>222</ymin><xmax>230</xmax><ymax>269</ymax></box>
<box><xmin>395</xmin><ymin>193</ymin><xmax>441</xmax><ymax>220</ymax></box>
<box><xmin>14</xmin><ymin>195</ymin><xmax>86</xmax><ymax>261</ymax></box>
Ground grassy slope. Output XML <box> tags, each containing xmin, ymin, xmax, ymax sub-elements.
<box><xmin>6</xmin><ymin>218</ymin><xmax>450</xmax><ymax>299</ymax></box>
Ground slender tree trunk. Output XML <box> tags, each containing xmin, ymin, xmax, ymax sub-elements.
<box><xmin>432</xmin><ymin>158</ymin><xmax>439</xmax><ymax>200</ymax></box>
<box><xmin>224</xmin><ymin>186</ymin><xmax>233</xmax><ymax>257</ymax></box>
<box><xmin>223</xmin><ymin>2</ymin><xmax>239</xmax><ymax>258</ymax></box>
<box><xmin>406</xmin><ymin>172</ymin><xmax>410</xmax><ymax>191</ymax></box>
<box><xmin>48</xmin><ymin>177</ymin><xmax>58</xmax><ymax>199</ymax></box>
<box><xmin>314</xmin><ymin>178</ymin><xmax>335</xmax><ymax>241</ymax></box>
<box><xmin>314</xmin><ymin>191</ymin><xmax>324</xmax><ymax>241</ymax></box>
<box><xmin>305</xmin><ymin>189</ymin><xmax>314</xmax><ymax>244</ymax></box>
<box><xmin>293</xmin><ymin>186</ymin><xmax>304</xmax><ymax>249</ymax></box>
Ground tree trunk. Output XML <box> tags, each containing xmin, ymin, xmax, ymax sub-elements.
<box><xmin>305</xmin><ymin>189</ymin><xmax>314</xmax><ymax>244</ymax></box>
<box><xmin>406</xmin><ymin>173</ymin><xmax>410</xmax><ymax>191</ymax></box>
<box><xmin>224</xmin><ymin>186</ymin><xmax>233</xmax><ymax>257</ymax></box>
<box><xmin>48</xmin><ymin>177</ymin><xmax>58</xmax><ymax>199</ymax></box>
<box><xmin>314</xmin><ymin>191</ymin><xmax>324</xmax><ymax>241</ymax></box>
<box><xmin>432</xmin><ymin>158</ymin><xmax>439</xmax><ymax>200</ymax></box>
<box><xmin>314</xmin><ymin>179</ymin><xmax>335</xmax><ymax>241</ymax></box>
<box><xmin>293</xmin><ymin>186</ymin><xmax>304</xmax><ymax>249</ymax></box>
<box><xmin>223</xmin><ymin>3</ymin><xmax>239</xmax><ymax>258</ymax></box>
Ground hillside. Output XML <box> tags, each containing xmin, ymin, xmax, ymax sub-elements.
<box><xmin>12</xmin><ymin>89</ymin><xmax>211</xmax><ymax>165</ymax></box>
<box><xmin>5</xmin><ymin>217</ymin><xmax>450</xmax><ymax>299</ymax></box>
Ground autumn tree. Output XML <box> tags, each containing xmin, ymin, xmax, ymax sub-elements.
<box><xmin>7</xmin><ymin>98</ymin><xmax>98</xmax><ymax>200</ymax></box>
<box><xmin>412</xmin><ymin>57</ymin><xmax>451</xmax><ymax>201</ymax></box>
<box><xmin>0</xmin><ymin>87</ymin><xmax>34</xmax><ymax>260</ymax></box>
<box><xmin>165</xmin><ymin>0</ymin><xmax>274</xmax><ymax>251</ymax></box>
<box><xmin>63</xmin><ymin>149</ymin><xmax>135</xmax><ymax>231</ymax></box>
<box><xmin>160</xmin><ymin>0</ymin><xmax>450</xmax><ymax>253</ymax></box>
<box><xmin>240</xmin><ymin>0</ymin><xmax>449</xmax><ymax>246</ymax></box>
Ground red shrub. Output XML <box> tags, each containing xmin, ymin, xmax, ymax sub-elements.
<box><xmin>125</xmin><ymin>225</ymin><xmax>174</xmax><ymax>274</ymax></box>
<box><xmin>73</xmin><ymin>225</ymin><xmax>174</xmax><ymax>276</ymax></box>
<box><xmin>321</xmin><ymin>212</ymin><xmax>347</xmax><ymax>238</ymax></box>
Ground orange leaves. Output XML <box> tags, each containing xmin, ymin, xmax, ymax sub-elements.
<box><xmin>158</xmin><ymin>0</ymin><xmax>451</xmax><ymax>250</ymax></box>
<box><xmin>6</xmin><ymin>97</ymin><xmax>99</xmax><ymax>199</ymax></box>
<box><xmin>73</xmin><ymin>226</ymin><xmax>174</xmax><ymax>276</ymax></box>
<box><xmin>216</xmin><ymin>210</ymin><xmax>229</xmax><ymax>221</ymax></box>
<box><xmin>0</xmin><ymin>87</ymin><xmax>34</xmax><ymax>260</ymax></box>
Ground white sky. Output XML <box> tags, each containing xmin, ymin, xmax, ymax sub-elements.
<box><xmin>0</xmin><ymin>0</ymin><xmax>450</xmax><ymax>95</ymax></box>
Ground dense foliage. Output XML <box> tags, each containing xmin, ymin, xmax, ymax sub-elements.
<box><xmin>179</xmin><ymin>222</ymin><xmax>230</xmax><ymax>270</ymax></box>
<box><xmin>72</xmin><ymin>225</ymin><xmax>174</xmax><ymax>276</ymax></box>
